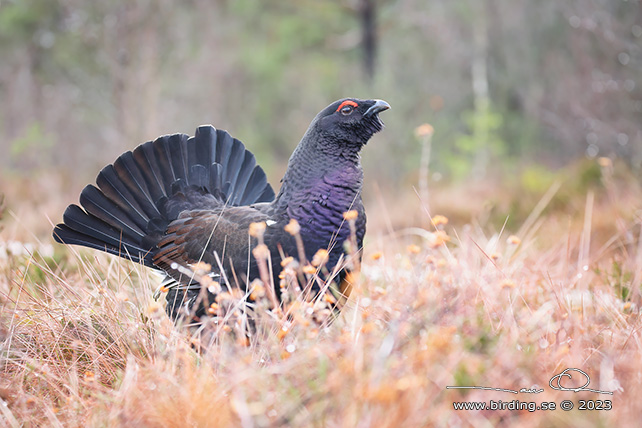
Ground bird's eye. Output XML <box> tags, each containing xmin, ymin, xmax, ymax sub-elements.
<box><xmin>336</xmin><ymin>100</ymin><xmax>359</xmax><ymax>115</ymax></box>
<box><xmin>340</xmin><ymin>105</ymin><xmax>354</xmax><ymax>115</ymax></box>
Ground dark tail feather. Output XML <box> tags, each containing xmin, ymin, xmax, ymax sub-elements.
<box><xmin>151</xmin><ymin>136</ymin><xmax>178</xmax><ymax>192</ymax></box>
<box><xmin>241</xmin><ymin>167</ymin><xmax>274</xmax><ymax>205</ymax></box>
<box><xmin>132</xmin><ymin>142</ymin><xmax>168</xmax><ymax>205</ymax></box>
<box><xmin>96</xmin><ymin>164</ymin><xmax>150</xmax><ymax>231</ymax></box>
<box><xmin>54</xmin><ymin>204</ymin><xmax>152</xmax><ymax>264</ymax></box>
<box><xmin>113</xmin><ymin>152</ymin><xmax>162</xmax><ymax>219</ymax></box>
<box><xmin>53</xmin><ymin>224</ymin><xmax>150</xmax><ymax>264</ymax></box>
<box><xmin>79</xmin><ymin>185</ymin><xmax>145</xmax><ymax>241</ymax></box>
<box><xmin>53</xmin><ymin>126</ymin><xmax>275</xmax><ymax>264</ymax></box>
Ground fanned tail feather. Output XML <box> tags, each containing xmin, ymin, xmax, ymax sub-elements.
<box><xmin>53</xmin><ymin>125</ymin><xmax>275</xmax><ymax>265</ymax></box>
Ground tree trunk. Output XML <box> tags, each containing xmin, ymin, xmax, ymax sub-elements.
<box><xmin>360</xmin><ymin>0</ymin><xmax>377</xmax><ymax>82</ymax></box>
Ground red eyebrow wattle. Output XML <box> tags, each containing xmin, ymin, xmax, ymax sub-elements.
<box><xmin>336</xmin><ymin>100</ymin><xmax>358</xmax><ymax>111</ymax></box>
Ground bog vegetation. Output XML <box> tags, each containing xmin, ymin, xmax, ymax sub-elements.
<box><xmin>1</xmin><ymin>160</ymin><xmax>641</xmax><ymax>426</ymax></box>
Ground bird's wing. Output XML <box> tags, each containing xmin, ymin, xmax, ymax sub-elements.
<box><xmin>153</xmin><ymin>206</ymin><xmax>271</xmax><ymax>285</ymax></box>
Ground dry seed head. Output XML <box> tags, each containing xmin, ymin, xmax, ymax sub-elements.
<box><xmin>207</xmin><ymin>281</ymin><xmax>221</xmax><ymax>294</ymax></box>
<box><xmin>323</xmin><ymin>292</ymin><xmax>337</xmax><ymax>304</ymax></box>
<box><xmin>302</xmin><ymin>265</ymin><xmax>317</xmax><ymax>275</ymax></box>
<box><xmin>311</xmin><ymin>248</ymin><xmax>329</xmax><ymax>267</ymax></box>
<box><xmin>361</xmin><ymin>322</ymin><xmax>375</xmax><ymax>334</ymax></box>
<box><xmin>373</xmin><ymin>286</ymin><xmax>387</xmax><ymax>297</ymax></box>
<box><xmin>344</xmin><ymin>270</ymin><xmax>359</xmax><ymax>285</ymax></box>
<box><xmin>231</xmin><ymin>288</ymin><xmax>245</xmax><ymax>299</ymax></box>
<box><xmin>501</xmin><ymin>279</ymin><xmax>516</xmax><ymax>289</ymax></box>
<box><xmin>428</xmin><ymin>326</ymin><xmax>457</xmax><ymax>350</ymax></box>
<box><xmin>407</xmin><ymin>244</ymin><xmax>421</xmax><ymax>254</ymax></box>
<box><xmin>369</xmin><ymin>385</ymin><xmax>397</xmax><ymax>403</ymax></box>
<box><xmin>396</xmin><ymin>376</ymin><xmax>419</xmax><ymax>391</ymax></box>
<box><xmin>431</xmin><ymin>215</ymin><xmax>449</xmax><ymax>227</ymax></box>
<box><xmin>248</xmin><ymin>221</ymin><xmax>266</xmax><ymax>238</ymax></box>
<box><xmin>249</xmin><ymin>279</ymin><xmax>266</xmax><ymax>300</ymax></box>
<box><xmin>313</xmin><ymin>308</ymin><xmax>332</xmax><ymax>324</ymax></box>
<box><xmin>598</xmin><ymin>157</ymin><xmax>612</xmax><ymax>168</ymax></box>
<box><xmin>191</xmin><ymin>261</ymin><xmax>211</xmax><ymax>273</ymax></box>
<box><xmin>415</xmin><ymin>123</ymin><xmax>434</xmax><ymax>138</ymax></box>
<box><xmin>199</xmin><ymin>275</ymin><xmax>213</xmax><ymax>287</ymax></box>
<box><xmin>280</xmin><ymin>256</ymin><xmax>294</xmax><ymax>267</ymax></box>
<box><xmin>287</xmin><ymin>301</ymin><xmax>302</xmax><ymax>313</ymax></box>
<box><xmin>507</xmin><ymin>235</ymin><xmax>521</xmax><ymax>245</ymax></box>
<box><xmin>252</xmin><ymin>244</ymin><xmax>270</xmax><ymax>260</ymax></box>
<box><xmin>343</xmin><ymin>210</ymin><xmax>358</xmax><ymax>221</ymax></box>
<box><xmin>277</xmin><ymin>327</ymin><xmax>289</xmax><ymax>340</ymax></box>
<box><xmin>430</xmin><ymin>231</ymin><xmax>450</xmax><ymax>248</ymax></box>
<box><xmin>215</xmin><ymin>292</ymin><xmax>233</xmax><ymax>303</ymax></box>
<box><xmin>281</xmin><ymin>267</ymin><xmax>297</xmax><ymax>279</ymax></box>
<box><xmin>284</xmin><ymin>219</ymin><xmax>301</xmax><ymax>235</ymax></box>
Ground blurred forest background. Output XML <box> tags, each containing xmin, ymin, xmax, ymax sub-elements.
<box><xmin>1</xmin><ymin>0</ymin><xmax>641</xmax><ymax>236</ymax></box>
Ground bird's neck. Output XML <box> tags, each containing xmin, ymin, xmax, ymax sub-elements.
<box><xmin>272</xmin><ymin>131</ymin><xmax>366</xmax><ymax>267</ymax></box>
<box><xmin>273</xmin><ymin>133</ymin><xmax>364</xmax><ymax>212</ymax></box>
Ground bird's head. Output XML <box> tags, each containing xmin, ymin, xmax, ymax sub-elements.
<box><xmin>312</xmin><ymin>98</ymin><xmax>391</xmax><ymax>149</ymax></box>
<box><xmin>277</xmin><ymin>98</ymin><xmax>390</xmax><ymax>202</ymax></box>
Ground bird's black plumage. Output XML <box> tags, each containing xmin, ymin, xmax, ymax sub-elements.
<box><xmin>53</xmin><ymin>98</ymin><xmax>390</xmax><ymax>320</ymax></box>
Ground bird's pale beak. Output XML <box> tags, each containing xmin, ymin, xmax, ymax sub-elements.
<box><xmin>364</xmin><ymin>99</ymin><xmax>391</xmax><ymax>117</ymax></box>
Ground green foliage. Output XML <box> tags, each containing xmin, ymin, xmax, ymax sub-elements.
<box><xmin>576</xmin><ymin>159</ymin><xmax>603</xmax><ymax>192</ymax></box>
<box><xmin>0</xmin><ymin>0</ymin><xmax>59</xmax><ymax>42</ymax></box>
<box><xmin>10</xmin><ymin>122</ymin><xmax>52</xmax><ymax>157</ymax></box>
<box><xmin>456</xmin><ymin>105</ymin><xmax>504</xmax><ymax>157</ymax></box>
<box><xmin>447</xmin><ymin>101</ymin><xmax>506</xmax><ymax>179</ymax></box>
<box><xmin>520</xmin><ymin>164</ymin><xmax>558</xmax><ymax>194</ymax></box>
<box><xmin>595</xmin><ymin>260</ymin><xmax>633</xmax><ymax>302</ymax></box>
<box><xmin>469</xmin><ymin>158</ymin><xmax>615</xmax><ymax>231</ymax></box>
<box><xmin>228</xmin><ymin>1</ymin><xmax>358</xmax><ymax>157</ymax></box>
<box><xmin>452</xmin><ymin>363</ymin><xmax>477</xmax><ymax>394</ymax></box>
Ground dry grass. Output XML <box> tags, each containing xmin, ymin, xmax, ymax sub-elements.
<box><xmin>1</xmin><ymin>164</ymin><xmax>641</xmax><ymax>427</ymax></box>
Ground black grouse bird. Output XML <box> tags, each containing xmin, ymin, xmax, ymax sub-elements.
<box><xmin>53</xmin><ymin>98</ymin><xmax>390</xmax><ymax>320</ymax></box>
